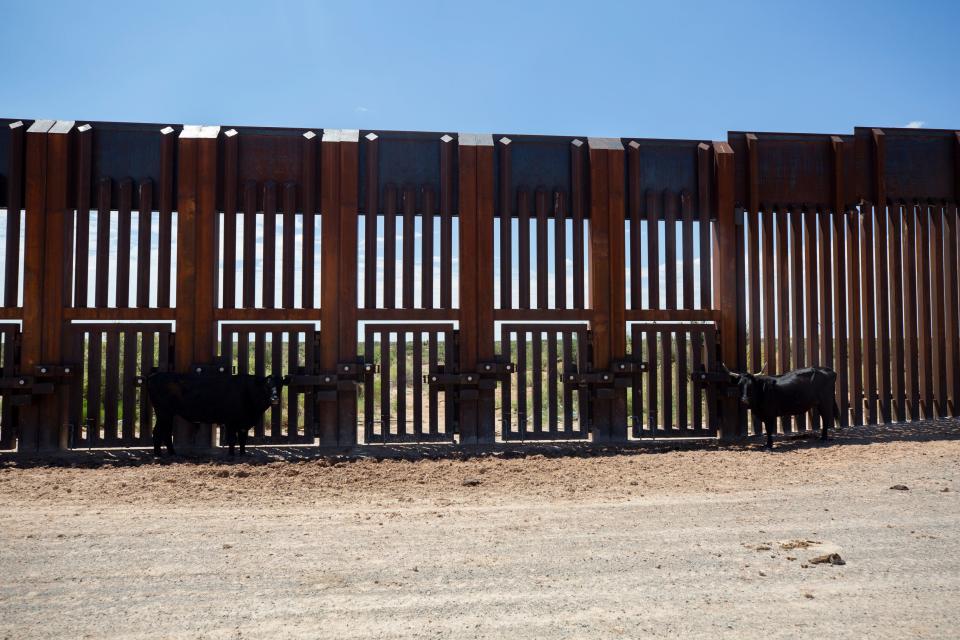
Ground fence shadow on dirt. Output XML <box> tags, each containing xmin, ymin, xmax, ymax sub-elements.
<box><xmin>2</xmin><ymin>418</ymin><xmax>958</xmax><ymax>470</ymax></box>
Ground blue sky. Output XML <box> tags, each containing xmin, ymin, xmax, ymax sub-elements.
<box><xmin>0</xmin><ymin>1</ymin><xmax>955</xmax><ymax>328</ymax></box>
<box><xmin>2</xmin><ymin>0</ymin><xmax>958</xmax><ymax>139</ymax></box>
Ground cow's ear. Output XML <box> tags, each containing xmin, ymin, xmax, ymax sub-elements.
<box><xmin>281</xmin><ymin>375</ymin><xmax>291</xmax><ymax>386</ymax></box>
<box><xmin>727</xmin><ymin>371</ymin><xmax>740</xmax><ymax>383</ymax></box>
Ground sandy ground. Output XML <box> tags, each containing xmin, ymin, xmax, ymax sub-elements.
<box><xmin>1</xmin><ymin>421</ymin><xmax>959</xmax><ymax>639</ymax></box>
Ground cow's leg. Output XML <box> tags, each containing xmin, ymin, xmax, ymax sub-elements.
<box><xmin>165</xmin><ymin>419</ymin><xmax>176</xmax><ymax>456</ymax></box>
<box><xmin>819</xmin><ymin>399</ymin><xmax>834</xmax><ymax>441</ymax></box>
<box><xmin>764</xmin><ymin>418</ymin><xmax>775</xmax><ymax>449</ymax></box>
<box><xmin>238</xmin><ymin>427</ymin><xmax>247</xmax><ymax>456</ymax></box>
<box><xmin>226</xmin><ymin>425</ymin><xmax>236</xmax><ymax>457</ymax></box>
<box><xmin>153</xmin><ymin>413</ymin><xmax>172</xmax><ymax>456</ymax></box>
<box><xmin>152</xmin><ymin>415</ymin><xmax>162</xmax><ymax>456</ymax></box>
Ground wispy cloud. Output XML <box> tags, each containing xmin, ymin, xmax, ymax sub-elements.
<box><xmin>904</xmin><ymin>120</ymin><xmax>925</xmax><ymax>129</ymax></box>
<box><xmin>354</xmin><ymin>106</ymin><xmax>371</xmax><ymax>113</ymax></box>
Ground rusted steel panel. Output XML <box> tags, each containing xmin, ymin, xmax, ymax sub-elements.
<box><xmin>790</xmin><ymin>206</ymin><xmax>804</xmax><ymax>379</ymax></box>
<box><xmin>174</xmin><ymin>127</ymin><xmax>200</xmax><ymax>372</ymax></box>
<box><xmin>745</xmin><ymin>134</ymin><xmax>762</xmax><ymax>388</ymax></box>
<box><xmin>71</xmin><ymin>120</ymin><xmax>180</xmax><ymax>211</ymax></box>
<box><xmin>860</xmin><ymin>205</ymin><xmax>877</xmax><ymax>425</ymax></box>
<box><xmin>139</xmin><ymin>330</ymin><xmax>155</xmax><ymax>445</ymax></box>
<box><xmin>646</xmin><ymin>189</ymin><xmax>660</xmax><ymax>310</ymax></box>
<box><xmin>697</xmin><ymin>143</ymin><xmax>713</xmax><ymax>310</ymax></box>
<box><xmin>261</xmin><ymin>181</ymin><xmax>277</xmax><ymax>309</ymax></box>
<box><xmin>571</xmin><ymin>140</ymin><xmax>585</xmax><ymax>309</ymax></box>
<box><xmin>94</xmin><ymin>178</ymin><xmax>111</xmax><ymax>307</ymax></box>
<box><xmin>586</xmin><ymin>138</ymin><xmax>619</xmax><ymax>440</ymax></box>
<box><xmin>136</xmin><ymin>180</ymin><xmax>153</xmax><ymax>308</ymax></box>
<box><xmin>0</xmin><ymin>119</ymin><xmax>26</xmax><ymax>210</ymax></box>
<box><xmin>222</xmin><ymin>129</ymin><xmax>238</xmax><ymax>310</ymax></box>
<box><xmin>804</xmin><ymin>209</ymin><xmax>819</xmax><ymax>368</ymax></box>
<box><xmin>622</xmin><ymin>138</ymin><xmax>711</xmax><ymax>216</ymax></box>
<box><xmin>916</xmin><ymin>204</ymin><xmax>933</xmax><ymax>419</ymax></box>
<box><xmin>382</xmin><ymin>185</ymin><xmax>397</xmax><ymax>309</ymax></box>
<box><xmin>817</xmin><ymin>206</ymin><xmax>831</xmax><ymax>381</ymax></box>
<box><xmin>241</xmin><ymin>181</ymin><xmax>257</xmax><ymax>308</ymax></box>
<box><xmin>39</xmin><ymin>122</ymin><xmax>73</xmax><ymax>449</ymax></box>
<box><xmin>547</xmin><ymin>331</ymin><xmax>558</xmax><ymax>435</ymax></box>
<box><xmin>19</xmin><ymin>120</ymin><xmax>53</xmax><ymax>451</ymax></box>
<box><xmin>73</xmin><ymin>125</ymin><xmax>93</xmax><ymax>307</ymax></box>
<box><xmin>872</xmin><ymin>131</ymin><xmax>891</xmax><ymax>423</ymax></box>
<box><xmin>362</xmin><ymin>133</ymin><xmax>379</xmax><ymax>309</ymax></box>
<box><xmin>116</xmin><ymin>179</ymin><xmax>132</xmax><ymax>308</ymax></box>
<box><xmin>931</xmin><ymin>205</ymin><xmax>947</xmax><ymax>416</ymax></box>
<box><xmin>535</xmin><ymin>188</ymin><xmax>549</xmax><ymax>310</ymax></box>
<box><xmin>832</xmin><ymin>139</ymin><xmax>849</xmax><ymax>426</ymax></box>
<box><xmin>664</xmin><ymin>190</ymin><xmax>678</xmax><ymax>311</ymax></box>
<box><xmin>221</xmin><ymin>125</ymin><xmax>313</xmax><ymax>209</ymax></box>
<box><xmin>422</xmin><ymin>186</ymin><xmax>435</xmax><ymax>309</ymax></box>
<box><xmin>946</xmin><ymin>203</ymin><xmax>960</xmax><ymax>416</ymax></box>
<box><xmin>475</xmin><ymin>141</ymin><xmax>496</xmax><ymax>443</ymax></box>
<box><xmin>903</xmin><ymin>204</ymin><xmax>920</xmax><ymax>420</ymax></box>
<box><xmin>554</xmin><ymin>190</ymin><xmax>567</xmax><ymax>310</ymax></box>
<box><xmin>360</xmin><ymin>130</ymin><xmax>453</xmax><ymax>214</ymax></box>
<box><xmin>606</xmin><ymin>141</ymin><xmax>627</xmax><ymax>439</ymax></box>
<box><xmin>854</xmin><ymin>126</ymin><xmax>956</xmax><ymax>204</ymax></box>
<box><xmin>497</xmin><ymin>137</ymin><xmax>512</xmax><ymax>309</ymax></box>
<box><xmin>121</xmin><ymin>329</ymin><xmax>137</xmax><ymax>442</ymax></box>
<box><xmin>775</xmin><ymin>207</ymin><xmax>791</xmax><ymax>432</ymax></box>
<box><xmin>402</xmin><ymin>185</ymin><xmax>416</xmax><ymax>309</ymax></box>
<box><xmin>729</xmin><ymin>131</ymin><xmax>852</xmax><ymax>210</ymax></box>
<box><xmin>517</xmin><ymin>188</ymin><xmax>531</xmax><ymax>310</ymax></box>
<box><xmin>681</xmin><ymin>191</ymin><xmax>694</xmax><ymax>310</ymax></box>
<box><xmin>627</xmin><ymin>141</ymin><xmax>642</xmax><ymax>310</ymax></box>
<box><xmin>713</xmin><ymin>141</ymin><xmax>739</xmax><ymax>439</ymax></box>
<box><xmin>336</xmin><ymin>134</ymin><xmax>359</xmax><ymax>447</ymax></box>
<box><xmin>439</xmin><ymin>135</ymin><xmax>455</xmax><ymax>310</ymax></box>
<box><xmin>889</xmin><ymin>203</ymin><xmax>905</xmax><ymax>421</ymax></box>
<box><xmin>157</xmin><ymin>127</ymin><xmax>175</xmax><ymax>308</ymax></box>
<box><xmin>103</xmin><ymin>330</ymin><xmax>120</xmax><ymax>443</ymax></box>
<box><xmin>281</xmin><ymin>182</ymin><xmax>296</xmax><ymax>309</ymax></box>
<box><xmin>5</xmin><ymin>122</ymin><xmax>25</xmax><ymax>308</ymax></box>
<box><xmin>456</xmin><ymin>135</ymin><xmax>482</xmax><ymax>444</ymax></box>
<box><xmin>761</xmin><ymin>208</ymin><xmax>776</xmax><ymax>376</ymax></box>
<box><xmin>745</xmin><ymin>207</ymin><xmax>761</xmax><ymax>431</ymax></box>
<box><xmin>194</xmin><ymin>131</ymin><xmax>219</xmax><ymax>366</ymax></box>
<box><xmin>301</xmin><ymin>131</ymin><xmax>318</xmax><ymax>310</ymax></box>
<box><xmin>847</xmin><ymin>209</ymin><xmax>863</xmax><ymax>425</ymax></box>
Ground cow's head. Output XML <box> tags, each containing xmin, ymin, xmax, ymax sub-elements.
<box><xmin>722</xmin><ymin>363</ymin><xmax>766</xmax><ymax>409</ymax></box>
<box><xmin>264</xmin><ymin>374</ymin><xmax>283</xmax><ymax>405</ymax></box>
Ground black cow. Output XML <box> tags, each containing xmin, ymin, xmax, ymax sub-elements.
<box><xmin>725</xmin><ymin>365</ymin><xmax>839</xmax><ymax>448</ymax></box>
<box><xmin>146</xmin><ymin>372</ymin><xmax>287</xmax><ymax>456</ymax></box>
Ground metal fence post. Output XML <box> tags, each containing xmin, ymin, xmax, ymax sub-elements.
<box><xmin>712</xmin><ymin>141</ymin><xmax>742</xmax><ymax>440</ymax></box>
<box><xmin>587</xmin><ymin>138</ymin><xmax>627</xmax><ymax>442</ymax></box>
<box><xmin>174</xmin><ymin>125</ymin><xmax>219</xmax><ymax>451</ymax></box>
<box><xmin>337</xmin><ymin>131</ymin><xmax>359</xmax><ymax>449</ymax></box>
<box><xmin>457</xmin><ymin>133</ymin><xmax>495</xmax><ymax>445</ymax></box>
<box><xmin>19</xmin><ymin>120</ymin><xmax>73</xmax><ymax>451</ymax></box>
<box><xmin>320</xmin><ymin>129</ymin><xmax>360</xmax><ymax>449</ymax></box>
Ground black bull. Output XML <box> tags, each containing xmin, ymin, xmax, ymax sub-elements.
<box><xmin>146</xmin><ymin>373</ymin><xmax>287</xmax><ymax>456</ymax></box>
<box><xmin>726</xmin><ymin>366</ymin><xmax>839</xmax><ymax>448</ymax></box>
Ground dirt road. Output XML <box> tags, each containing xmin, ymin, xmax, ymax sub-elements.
<box><xmin>2</xmin><ymin>421</ymin><xmax>959</xmax><ymax>639</ymax></box>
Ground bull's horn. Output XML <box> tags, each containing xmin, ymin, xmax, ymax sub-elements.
<box><xmin>755</xmin><ymin>362</ymin><xmax>767</xmax><ymax>375</ymax></box>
